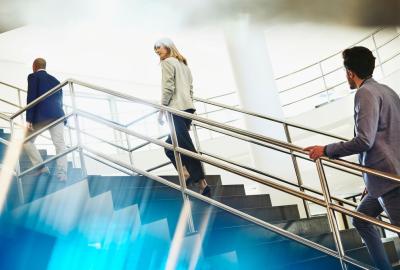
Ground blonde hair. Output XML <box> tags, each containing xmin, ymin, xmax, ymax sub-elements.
<box><xmin>154</xmin><ymin>38</ymin><xmax>188</xmax><ymax>65</ymax></box>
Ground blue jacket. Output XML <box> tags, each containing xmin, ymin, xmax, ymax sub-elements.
<box><xmin>325</xmin><ymin>78</ymin><xmax>400</xmax><ymax>198</ymax></box>
<box><xmin>26</xmin><ymin>70</ymin><xmax>65</xmax><ymax>124</ymax></box>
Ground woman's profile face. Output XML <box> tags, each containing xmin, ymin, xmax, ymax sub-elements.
<box><xmin>155</xmin><ymin>45</ymin><xmax>169</xmax><ymax>60</ymax></box>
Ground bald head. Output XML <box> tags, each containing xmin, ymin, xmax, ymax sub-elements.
<box><xmin>32</xmin><ymin>58</ymin><xmax>46</xmax><ymax>72</ymax></box>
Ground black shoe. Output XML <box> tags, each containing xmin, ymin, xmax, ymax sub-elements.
<box><xmin>201</xmin><ymin>185</ymin><xmax>211</xmax><ymax>197</ymax></box>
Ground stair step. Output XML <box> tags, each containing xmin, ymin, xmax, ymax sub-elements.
<box><xmin>211</xmin><ymin>184</ymin><xmax>245</xmax><ymax>197</ymax></box>
<box><xmin>0</xmin><ymin>133</ymin><xmax>10</xmax><ymax>140</ymax></box>
<box><xmin>88</xmin><ymin>174</ymin><xmax>221</xmax><ymax>188</ymax></box>
<box><xmin>346</xmin><ymin>240</ymin><xmax>399</xmax><ymax>266</ymax></box>
<box><xmin>19</xmin><ymin>161</ymin><xmax>74</xmax><ymax>175</ymax></box>
<box><xmin>233</xmin><ymin>236</ymin><xmax>334</xmax><ymax>269</ymax></box>
<box><xmin>214</xmin><ymin>194</ymin><xmax>272</xmax><ymax>209</ymax></box>
<box><xmin>19</xmin><ymin>149</ymin><xmax>48</xmax><ymax>163</ymax></box>
<box><xmin>202</xmin><ymin>222</ymin><xmax>362</xmax><ymax>257</ymax></box>
<box><xmin>282</xmin><ymin>254</ymin><xmax>360</xmax><ymax>270</ymax></box>
<box><xmin>87</xmin><ymin>175</ymin><xmax>235</xmax><ymax>201</ymax></box>
<box><xmin>161</xmin><ymin>175</ymin><xmax>222</xmax><ymax>186</ymax></box>
<box><xmin>6</xmin><ymin>168</ymin><xmax>84</xmax><ymax>208</ymax></box>
<box><xmin>192</xmin><ymin>204</ymin><xmax>300</xmax><ymax>229</ymax></box>
<box><xmin>272</xmin><ymin>216</ymin><xmax>331</xmax><ymax>236</ymax></box>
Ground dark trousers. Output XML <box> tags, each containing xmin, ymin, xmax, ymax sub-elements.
<box><xmin>352</xmin><ymin>187</ymin><xmax>400</xmax><ymax>270</ymax></box>
<box><xmin>164</xmin><ymin>109</ymin><xmax>205</xmax><ymax>184</ymax></box>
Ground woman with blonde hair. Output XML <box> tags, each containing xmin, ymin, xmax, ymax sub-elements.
<box><xmin>154</xmin><ymin>38</ymin><xmax>210</xmax><ymax>197</ymax></box>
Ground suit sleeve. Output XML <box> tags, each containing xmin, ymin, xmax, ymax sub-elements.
<box><xmin>26</xmin><ymin>74</ymin><xmax>38</xmax><ymax>122</ymax></box>
<box><xmin>325</xmin><ymin>90</ymin><xmax>380</xmax><ymax>158</ymax></box>
<box><xmin>161</xmin><ymin>60</ymin><xmax>175</xmax><ymax>106</ymax></box>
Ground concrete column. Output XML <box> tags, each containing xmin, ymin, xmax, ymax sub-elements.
<box><xmin>224</xmin><ymin>17</ymin><xmax>306</xmax><ymax>217</ymax></box>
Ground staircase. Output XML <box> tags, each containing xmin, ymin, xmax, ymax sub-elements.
<box><xmin>0</xmin><ymin>128</ymin><xmax>399</xmax><ymax>270</ymax></box>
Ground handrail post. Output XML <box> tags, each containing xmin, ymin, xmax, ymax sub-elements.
<box><xmin>338</xmin><ymin>201</ymin><xmax>349</xmax><ymax>230</ymax></box>
<box><xmin>372</xmin><ymin>34</ymin><xmax>385</xmax><ymax>77</ymax></box>
<box><xmin>69</xmin><ymin>82</ymin><xmax>87</xmax><ymax>178</ymax></box>
<box><xmin>283</xmin><ymin>123</ymin><xmax>311</xmax><ymax>218</ymax></box>
<box><xmin>192</xmin><ymin>121</ymin><xmax>206</xmax><ymax>175</ymax></box>
<box><xmin>67</xmin><ymin>126</ymin><xmax>77</xmax><ymax>167</ymax></box>
<box><xmin>166</xmin><ymin>111</ymin><xmax>195</xmax><ymax>233</ymax></box>
<box><xmin>17</xmin><ymin>89</ymin><xmax>22</xmax><ymax>108</ymax></box>
<box><xmin>10</xmin><ymin>118</ymin><xmax>24</xmax><ymax>204</ymax></box>
<box><xmin>318</xmin><ymin>62</ymin><xmax>330</xmax><ymax>103</ymax></box>
<box><xmin>125</xmin><ymin>133</ymin><xmax>135</xmax><ymax>169</ymax></box>
<box><xmin>108</xmin><ymin>96</ymin><xmax>124</xmax><ymax>155</ymax></box>
<box><xmin>316</xmin><ymin>159</ymin><xmax>347</xmax><ymax>270</ymax></box>
<box><xmin>17</xmin><ymin>89</ymin><xmax>25</xmax><ymax>124</ymax></box>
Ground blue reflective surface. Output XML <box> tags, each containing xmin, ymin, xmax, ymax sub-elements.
<box><xmin>0</xmin><ymin>175</ymin><xmax>359</xmax><ymax>270</ymax></box>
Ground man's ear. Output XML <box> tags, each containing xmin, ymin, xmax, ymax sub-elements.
<box><xmin>346</xmin><ymin>69</ymin><xmax>352</xmax><ymax>77</ymax></box>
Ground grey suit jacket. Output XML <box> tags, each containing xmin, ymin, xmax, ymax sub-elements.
<box><xmin>160</xmin><ymin>57</ymin><xmax>195</xmax><ymax>111</ymax></box>
<box><xmin>325</xmin><ymin>78</ymin><xmax>400</xmax><ymax>198</ymax></box>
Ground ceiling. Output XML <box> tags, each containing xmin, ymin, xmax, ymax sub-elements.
<box><xmin>0</xmin><ymin>0</ymin><xmax>399</xmax><ymax>34</ymax></box>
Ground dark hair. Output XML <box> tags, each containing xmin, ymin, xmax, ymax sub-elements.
<box><xmin>342</xmin><ymin>46</ymin><xmax>375</xmax><ymax>79</ymax></box>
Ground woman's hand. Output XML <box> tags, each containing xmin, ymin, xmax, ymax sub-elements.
<box><xmin>158</xmin><ymin>111</ymin><xmax>165</xmax><ymax>125</ymax></box>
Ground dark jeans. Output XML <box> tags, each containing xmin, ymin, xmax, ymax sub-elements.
<box><xmin>164</xmin><ymin>109</ymin><xmax>205</xmax><ymax>184</ymax></box>
<box><xmin>352</xmin><ymin>187</ymin><xmax>400</xmax><ymax>270</ymax></box>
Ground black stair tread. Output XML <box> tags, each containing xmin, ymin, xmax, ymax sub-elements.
<box><xmin>88</xmin><ymin>175</ymin><xmax>244</xmax><ymax>198</ymax></box>
<box><xmin>202</xmin><ymin>221</ymin><xmax>362</xmax><ymax>257</ymax></box>
<box><xmin>192</xmin><ymin>204</ymin><xmax>300</xmax><ymax>229</ymax></box>
<box><xmin>271</xmin><ymin>215</ymin><xmax>331</xmax><ymax>236</ymax></box>
<box><xmin>233</xmin><ymin>236</ymin><xmax>334</xmax><ymax>269</ymax></box>
<box><xmin>19</xmin><ymin>161</ymin><xmax>74</xmax><ymax>176</ymax></box>
<box><xmin>6</xmin><ymin>169</ymin><xmax>85</xmax><ymax>208</ymax></box>
<box><xmin>209</xmin><ymin>184</ymin><xmax>245</xmax><ymax>197</ymax></box>
<box><xmin>87</xmin><ymin>174</ymin><xmax>221</xmax><ymax>188</ymax></box>
<box><xmin>19</xmin><ymin>149</ymin><xmax>48</xmax><ymax>161</ymax></box>
<box><xmin>233</xmin><ymin>237</ymin><xmax>396</xmax><ymax>269</ymax></box>
<box><xmin>214</xmin><ymin>194</ymin><xmax>272</xmax><ymax>209</ymax></box>
<box><xmin>160</xmin><ymin>175</ymin><xmax>222</xmax><ymax>186</ymax></box>
<box><xmin>346</xmin><ymin>240</ymin><xmax>399</xmax><ymax>266</ymax></box>
<box><xmin>282</xmin><ymin>254</ymin><xmax>361</xmax><ymax>270</ymax></box>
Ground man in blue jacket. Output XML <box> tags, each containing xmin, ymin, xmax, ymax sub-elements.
<box><xmin>23</xmin><ymin>58</ymin><xmax>67</xmax><ymax>181</ymax></box>
<box><xmin>305</xmin><ymin>47</ymin><xmax>400</xmax><ymax>270</ymax></box>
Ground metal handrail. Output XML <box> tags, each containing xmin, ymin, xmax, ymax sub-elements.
<box><xmin>282</xmin><ymin>80</ymin><xmax>347</xmax><ymax>107</ymax></box>
<box><xmin>194</xmin><ymin>96</ymin><xmax>349</xmax><ymax>141</ymax></box>
<box><xmin>276</xmin><ymin>28</ymin><xmax>400</xmax><ymax>117</ymax></box>
<box><xmin>1</xmin><ymin>79</ymin><xmax>348</xmax><ymax>142</ymax></box>
<box><xmin>8</xmin><ymin>78</ymin><xmax>400</xmax><ymax>269</ymax></box>
<box><xmin>279</xmin><ymin>31</ymin><xmax>400</xmax><ymax>94</ymax></box>
<box><xmin>13</xmin><ymin>78</ymin><xmax>396</xmax><ymax>183</ymax></box>
<box><xmin>274</xmin><ymin>27</ymin><xmax>385</xmax><ymax>80</ymax></box>
<box><xmin>0</xmin><ymin>81</ymin><xmax>26</xmax><ymax>92</ymax></box>
<box><xmin>80</xmin><ymin>120</ymin><xmax>399</xmax><ymax>269</ymax></box>
<box><xmin>0</xmin><ymin>112</ymin><xmax>10</xmax><ymax>121</ymax></box>
<box><xmin>124</xmin><ymin>109</ymin><xmax>159</xmax><ymax>128</ymax></box>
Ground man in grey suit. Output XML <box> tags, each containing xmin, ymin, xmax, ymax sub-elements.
<box><xmin>305</xmin><ymin>46</ymin><xmax>400</xmax><ymax>270</ymax></box>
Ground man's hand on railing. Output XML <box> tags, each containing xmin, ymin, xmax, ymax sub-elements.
<box><xmin>158</xmin><ymin>111</ymin><xmax>165</xmax><ymax>125</ymax></box>
<box><xmin>304</xmin><ymin>145</ymin><xmax>326</xmax><ymax>160</ymax></box>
